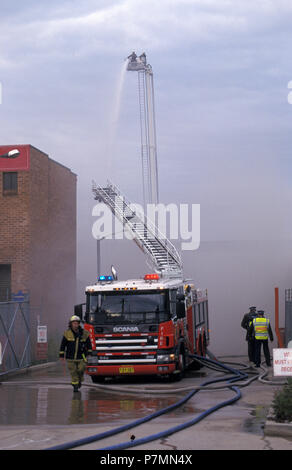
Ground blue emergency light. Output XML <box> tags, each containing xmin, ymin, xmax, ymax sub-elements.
<box><xmin>98</xmin><ymin>275</ymin><xmax>114</xmax><ymax>282</ymax></box>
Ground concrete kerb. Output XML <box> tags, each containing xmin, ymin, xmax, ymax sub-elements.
<box><xmin>0</xmin><ymin>361</ymin><xmax>57</xmax><ymax>382</ymax></box>
<box><xmin>264</xmin><ymin>408</ymin><xmax>292</xmax><ymax>439</ymax></box>
<box><xmin>252</xmin><ymin>362</ymin><xmax>292</xmax><ymax>439</ymax></box>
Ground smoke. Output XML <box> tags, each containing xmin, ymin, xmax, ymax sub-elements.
<box><xmin>1</xmin><ymin>1</ymin><xmax>292</xmax><ymax>358</ymax></box>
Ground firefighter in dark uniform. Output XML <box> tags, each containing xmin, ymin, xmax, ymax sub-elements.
<box><xmin>241</xmin><ymin>306</ymin><xmax>257</xmax><ymax>363</ymax></box>
<box><xmin>59</xmin><ymin>315</ymin><xmax>92</xmax><ymax>392</ymax></box>
<box><xmin>248</xmin><ymin>310</ymin><xmax>273</xmax><ymax>367</ymax></box>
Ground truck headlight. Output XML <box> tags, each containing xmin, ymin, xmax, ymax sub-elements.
<box><xmin>157</xmin><ymin>354</ymin><xmax>175</xmax><ymax>363</ymax></box>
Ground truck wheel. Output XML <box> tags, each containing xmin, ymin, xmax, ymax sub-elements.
<box><xmin>91</xmin><ymin>376</ymin><xmax>106</xmax><ymax>383</ymax></box>
<box><xmin>176</xmin><ymin>349</ymin><xmax>186</xmax><ymax>379</ymax></box>
<box><xmin>178</xmin><ymin>351</ymin><xmax>185</xmax><ymax>372</ymax></box>
<box><xmin>190</xmin><ymin>334</ymin><xmax>204</xmax><ymax>370</ymax></box>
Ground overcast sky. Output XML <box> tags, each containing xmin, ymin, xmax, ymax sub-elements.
<box><xmin>1</xmin><ymin>1</ymin><xmax>292</xmax><ymax>352</ymax></box>
<box><xmin>1</xmin><ymin>0</ymin><xmax>292</xmax><ymax>237</ymax></box>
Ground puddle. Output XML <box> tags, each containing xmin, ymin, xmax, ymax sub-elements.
<box><xmin>0</xmin><ymin>363</ymin><xmax>205</xmax><ymax>426</ymax></box>
<box><xmin>0</xmin><ymin>383</ymin><xmax>196</xmax><ymax>426</ymax></box>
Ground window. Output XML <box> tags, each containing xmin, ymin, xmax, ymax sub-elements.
<box><xmin>169</xmin><ymin>289</ymin><xmax>177</xmax><ymax>317</ymax></box>
<box><xmin>193</xmin><ymin>304</ymin><xmax>197</xmax><ymax>325</ymax></box>
<box><xmin>87</xmin><ymin>290</ymin><xmax>170</xmax><ymax>325</ymax></box>
<box><xmin>198</xmin><ymin>304</ymin><xmax>201</xmax><ymax>323</ymax></box>
<box><xmin>3</xmin><ymin>172</ymin><xmax>18</xmax><ymax>195</ymax></box>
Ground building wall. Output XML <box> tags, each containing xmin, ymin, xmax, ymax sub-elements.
<box><xmin>46</xmin><ymin>156</ymin><xmax>77</xmax><ymax>334</ymax></box>
<box><xmin>0</xmin><ymin>145</ymin><xmax>76</xmax><ymax>359</ymax></box>
<box><xmin>0</xmin><ymin>150</ymin><xmax>30</xmax><ymax>294</ymax></box>
<box><xmin>29</xmin><ymin>146</ymin><xmax>50</xmax><ymax>329</ymax></box>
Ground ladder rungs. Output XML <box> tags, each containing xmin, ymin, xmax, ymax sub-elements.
<box><xmin>92</xmin><ymin>181</ymin><xmax>182</xmax><ymax>276</ymax></box>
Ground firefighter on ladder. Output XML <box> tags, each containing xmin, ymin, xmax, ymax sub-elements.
<box><xmin>248</xmin><ymin>310</ymin><xmax>273</xmax><ymax>368</ymax></box>
<box><xmin>59</xmin><ymin>315</ymin><xmax>92</xmax><ymax>392</ymax></box>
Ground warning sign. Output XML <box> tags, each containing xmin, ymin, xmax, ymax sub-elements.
<box><xmin>273</xmin><ymin>349</ymin><xmax>292</xmax><ymax>376</ymax></box>
<box><xmin>37</xmin><ymin>326</ymin><xmax>47</xmax><ymax>343</ymax></box>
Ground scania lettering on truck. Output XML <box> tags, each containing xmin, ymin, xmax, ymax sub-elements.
<box><xmin>76</xmin><ymin>273</ymin><xmax>209</xmax><ymax>381</ymax></box>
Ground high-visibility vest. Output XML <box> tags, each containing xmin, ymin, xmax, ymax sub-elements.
<box><xmin>253</xmin><ymin>317</ymin><xmax>269</xmax><ymax>340</ymax></box>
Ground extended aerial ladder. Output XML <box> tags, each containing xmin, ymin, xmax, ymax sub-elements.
<box><xmin>127</xmin><ymin>52</ymin><xmax>159</xmax><ymax>208</ymax></box>
<box><xmin>92</xmin><ymin>180</ymin><xmax>183</xmax><ymax>279</ymax></box>
<box><xmin>93</xmin><ymin>52</ymin><xmax>182</xmax><ymax>279</ymax></box>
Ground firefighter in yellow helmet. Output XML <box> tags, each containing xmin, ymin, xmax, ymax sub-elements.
<box><xmin>248</xmin><ymin>310</ymin><xmax>273</xmax><ymax>367</ymax></box>
<box><xmin>59</xmin><ymin>315</ymin><xmax>92</xmax><ymax>392</ymax></box>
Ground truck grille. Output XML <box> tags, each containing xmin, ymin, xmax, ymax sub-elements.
<box><xmin>95</xmin><ymin>335</ymin><xmax>158</xmax><ymax>350</ymax></box>
<box><xmin>95</xmin><ymin>334</ymin><xmax>158</xmax><ymax>363</ymax></box>
<box><xmin>98</xmin><ymin>354</ymin><xmax>156</xmax><ymax>364</ymax></box>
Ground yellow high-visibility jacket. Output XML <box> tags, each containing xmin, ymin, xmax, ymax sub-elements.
<box><xmin>252</xmin><ymin>317</ymin><xmax>273</xmax><ymax>341</ymax></box>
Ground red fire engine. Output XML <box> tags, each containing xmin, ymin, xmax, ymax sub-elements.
<box><xmin>78</xmin><ymin>53</ymin><xmax>210</xmax><ymax>380</ymax></box>
<box><xmin>78</xmin><ymin>273</ymin><xmax>209</xmax><ymax>381</ymax></box>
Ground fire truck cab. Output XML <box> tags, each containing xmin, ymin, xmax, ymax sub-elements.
<box><xmin>79</xmin><ymin>273</ymin><xmax>209</xmax><ymax>381</ymax></box>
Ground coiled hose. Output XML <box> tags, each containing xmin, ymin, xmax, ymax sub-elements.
<box><xmin>45</xmin><ymin>354</ymin><xmax>249</xmax><ymax>451</ymax></box>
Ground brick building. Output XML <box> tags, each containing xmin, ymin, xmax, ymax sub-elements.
<box><xmin>0</xmin><ymin>145</ymin><xmax>76</xmax><ymax>359</ymax></box>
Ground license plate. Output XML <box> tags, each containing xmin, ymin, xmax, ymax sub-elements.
<box><xmin>119</xmin><ymin>366</ymin><xmax>135</xmax><ymax>374</ymax></box>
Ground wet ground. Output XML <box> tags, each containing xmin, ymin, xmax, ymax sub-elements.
<box><xmin>0</xmin><ymin>359</ymin><xmax>291</xmax><ymax>450</ymax></box>
<box><xmin>0</xmin><ymin>362</ymin><xmax>199</xmax><ymax>426</ymax></box>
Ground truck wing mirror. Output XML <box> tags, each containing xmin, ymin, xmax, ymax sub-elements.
<box><xmin>74</xmin><ymin>303</ymin><xmax>85</xmax><ymax>320</ymax></box>
<box><xmin>176</xmin><ymin>302</ymin><xmax>186</xmax><ymax>319</ymax></box>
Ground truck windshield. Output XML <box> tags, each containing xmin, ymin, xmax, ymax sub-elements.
<box><xmin>87</xmin><ymin>291</ymin><xmax>169</xmax><ymax>324</ymax></box>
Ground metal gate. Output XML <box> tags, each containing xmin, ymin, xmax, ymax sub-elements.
<box><xmin>0</xmin><ymin>300</ymin><xmax>31</xmax><ymax>376</ymax></box>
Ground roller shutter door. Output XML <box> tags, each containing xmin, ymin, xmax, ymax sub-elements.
<box><xmin>0</xmin><ymin>264</ymin><xmax>11</xmax><ymax>301</ymax></box>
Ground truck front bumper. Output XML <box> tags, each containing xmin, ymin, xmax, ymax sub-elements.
<box><xmin>86</xmin><ymin>363</ymin><xmax>176</xmax><ymax>376</ymax></box>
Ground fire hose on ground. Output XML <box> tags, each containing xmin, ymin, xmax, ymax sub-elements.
<box><xmin>44</xmin><ymin>353</ymin><xmax>255</xmax><ymax>451</ymax></box>
<box><xmin>1</xmin><ymin>352</ymin><xmax>282</xmax><ymax>450</ymax></box>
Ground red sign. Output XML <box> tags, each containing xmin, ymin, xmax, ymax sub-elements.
<box><xmin>0</xmin><ymin>145</ymin><xmax>30</xmax><ymax>171</ymax></box>
<box><xmin>36</xmin><ymin>343</ymin><xmax>48</xmax><ymax>360</ymax></box>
